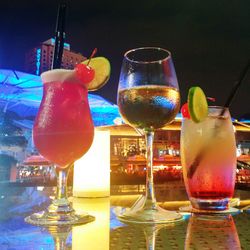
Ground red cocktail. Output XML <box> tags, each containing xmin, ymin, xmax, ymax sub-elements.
<box><xmin>25</xmin><ymin>68</ymin><xmax>95</xmax><ymax>226</ymax></box>
<box><xmin>33</xmin><ymin>79</ymin><xmax>94</xmax><ymax>167</ymax></box>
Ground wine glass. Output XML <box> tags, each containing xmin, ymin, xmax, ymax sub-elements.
<box><xmin>117</xmin><ymin>47</ymin><xmax>183</xmax><ymax>223</ymax></box>
<box><xmin>25</xmin><ymin>69</ymin><xmax>95</xmax><ymax>225</ymax></box>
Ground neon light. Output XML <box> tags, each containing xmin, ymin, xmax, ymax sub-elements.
<box><xmin>36</xmin><ymin>48</ymin><xmax>41</xmax><ymax>75</ymax></box>
<box><xmin>64</xmin><ymin>43</ymin><xmax>70</xmax><ymax>50</ymax></box>
<box><xmin>51</xmin><ymin>38</ymin><xmax>70</xmax><ymax>50</ymax></box>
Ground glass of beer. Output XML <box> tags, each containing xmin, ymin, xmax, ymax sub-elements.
<box><xmin>117</xmin><ymin>47</ymin><xmax>183</xmax><ymax>224</ymax></box>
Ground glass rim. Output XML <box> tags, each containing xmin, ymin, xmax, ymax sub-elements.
<box><xmin>124</xmin><ymin>47</ymin><xmax>171</xmax><ymax>64</ymax></box>
<box><xmin>208</xmin><ymin>106</ymin><xmax>228</xmax><ymax>111</ymax></box>
<box><xmin>208</xmin><ymin>105</ymin><xmax>229</xmax><ymax>110</ymax></box>
<box><xmin>208</xmin><ymin>106</ymin><xmax>229</xmax><ymax>117</ymax></box>
<box><xmin>182</xmin><ymin>106</ymin><xmax>230</xmax><ymax>121</ymax></box>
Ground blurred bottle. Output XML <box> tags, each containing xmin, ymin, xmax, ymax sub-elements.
<box><xmin>185</xmin><ymin>214</ymin><xmax>241</xmax><ymax>250</ymax></box>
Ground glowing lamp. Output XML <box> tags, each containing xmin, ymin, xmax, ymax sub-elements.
<box><xmin>73</xmin><ymin>130</ymin><xmax>110</xmax><ymax>197</ymax></box>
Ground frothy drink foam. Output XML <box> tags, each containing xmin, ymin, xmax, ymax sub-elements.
<box><xmin>41</xmin><ymin>69</ymin><xmax>80</xmax><ymax>84</ymax></box>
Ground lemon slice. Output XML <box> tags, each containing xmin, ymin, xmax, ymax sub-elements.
<box><xmin>188</xmin><ymin>86</ymin><xmax>208</xmax><ymax>123</ymax></box>
<box><xmin>82</xmin><ymin>57</ymin><xmax>111</xmax><ymax>91</ymax></box>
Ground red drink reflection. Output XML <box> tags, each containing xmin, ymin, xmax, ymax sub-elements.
<box><xmin>185</xmin><ymin>214</ymin><xmax>241</xmax><ymax>250</ymax></box>
<box><xmin>33</xmin><ymin>80</ymin><xmax>94</xmax><ymax>167</ymax></box>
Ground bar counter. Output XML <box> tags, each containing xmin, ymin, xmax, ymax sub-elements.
<box><xmin>0</xmin><ymin>186</ymin><xmax>250</xmax><ymax>249</ymax></box>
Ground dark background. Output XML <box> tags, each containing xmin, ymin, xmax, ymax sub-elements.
<box><xmin>0</xmin><ymin>0</ymin><xmax>249</xmax><ymax>118</ymax></box>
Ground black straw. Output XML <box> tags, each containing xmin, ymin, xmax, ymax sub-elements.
<box><xmin>51</xmin><ymin>2</ymin><xmax>67</xmax><ymax>69</ymax></box>
<box><xmin>188</xmin><ymin>58</ymin><xmax>250</xmax><ymax>179</ymax></box>
<box><xmin>220</xmin><ymin>58</ymin><xmax>250</xmax><ymax>116</ymax></box>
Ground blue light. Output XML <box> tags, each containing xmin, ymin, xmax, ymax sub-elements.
<box><xmin>36</xmin><ymin>48</ymin><xmax>41</xmax><ymax>75</ymax></box>
<box><xmin>239</xmin><ymin>119</ymin><xmax>250</xmax><ymax>123</ymax></box>
<box><xmin>64</xmin><ymin>43</ymin><xmax>70</xmax><ymax>49</ymax></box>
<box><xmin>51</xmin><ymin>38</ymin><xmax>70</xmax><ymax>50</ymax></box>
<box><xmin>0</xmin><ymin>69</ymin><xmax>121</xmax><ymax>126</ymax></box>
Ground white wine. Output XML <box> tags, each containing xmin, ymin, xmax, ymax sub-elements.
<box><xmin>118</xmin><ymin>85</ymin><xmax>180</xmax><ymax>130</ymax></box>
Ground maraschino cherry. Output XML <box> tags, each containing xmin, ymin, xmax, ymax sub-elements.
<box><xmin>181</xmin><ymin>103</ymin><xmax>190</xmax><ymax>119</ymax></box>
<box><xmin>75</xmin><ymin>48</ymin><xmax>97</xmax><ymax>84</ymax></box>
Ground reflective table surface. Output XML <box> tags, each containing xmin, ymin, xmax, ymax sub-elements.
<box><xmin>0</xmin><ymin>186</ymin><xmax>250</xmax><ymax>250</ymax></box>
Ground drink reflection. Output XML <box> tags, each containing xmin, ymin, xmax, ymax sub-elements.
<box><xmin>110</xmin><ymin>222</ymin><xmax>185</xmax><ymax>249</ymax></box>
<box><xmin>72</xmin><ymin>197</ymin><xmax>110</xmax><ymax>250</ymax></box>
<box><xmin>44</xmin><ymin>198</ymin><xmax>110</xmax><ymax>250</ymax></box>
<box><xmin>144</xmin><ymin>225</ymin><xmax>164</xmax><ymax>250</ymax></box>
<box><xmin>43</xmin><ymin>225</ymin><xmax>72</xmax><ymax>250</ymax></box>
<box><xmin>185</xmin><ymin>214</ymin><xmax>241</xmax><ymax>249</ymax></box>
<box><xmin>110</xmin><ymin>224</ymin><xmax>162</xmax><ymax>250</ymax></box>
<box><xmin>45</xmin><ymin>198</ymin><xmax>110</xmax><ymax>250</ymax></box>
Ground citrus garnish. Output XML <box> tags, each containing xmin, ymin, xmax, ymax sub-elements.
<box><xmin>188</xmin><ymin>86</ymin><xmax>208</xmax><ymax>123</ymax></box>
<box><xmin>82</xmin><ymin>57</ymin><xmax>111</xmax><ymax>91</ymax></box>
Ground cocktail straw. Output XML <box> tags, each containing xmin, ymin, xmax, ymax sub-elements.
<box><xmin>221</xmin><ymin>58</ymin><xmax>250</xmax><ymax>116</ymax></box>
<box><xmin>188</xmin><ymin>58</ymin><xmax>250</xmax><ymax>179</ymax></box>
<box><xmin>51</xmin><ymin>2</ymin><xmax>67</xmax><ymax>69</ymax></box>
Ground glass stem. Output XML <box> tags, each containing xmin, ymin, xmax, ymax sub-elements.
<box><xmin>144</xmin><ymin>131</ymin><xmax>157</xmax><ymax>209</ymax></box>
<box><xmin>54</xmin><ymin>236</ymin><xmax>67</xmax><ymax>250</ymax></box>
<box><xmin>56</xmin><ymin>165</ymin><xmax>70</xmax><ymax>201</ymax></box>
<box><xmin>49</xmin><ymin>164</ymin><xmax>74</xmax><ymax>212</ymax></box>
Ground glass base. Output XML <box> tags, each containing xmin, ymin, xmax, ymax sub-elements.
<box><xmin>25</xmin><ymin>210</ymin><xmax>95</xmax><ymax>226</ymax></box>
<box><xmin>25</xmin><ymin>198</ymin><xmax>95</xmax><ymax>226</ymax></box>
<box><xmin>117</xmin><ymin>195</ymin><xmax>183</xmax><ymax>224</ymax></box>
<box><xmin>179</xmin><ymin>205</ymin><xmax>240</xmax><ymax>215</ymax></box>
<box><xmin>190</xmin><ymin>197</ymin><xmax>229</xmax><ymax>211</ymax></box>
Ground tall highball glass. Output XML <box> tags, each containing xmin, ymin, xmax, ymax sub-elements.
<box><xmin>117</xmin><ymin>47</ymin><xmax>183</xmax><ymax>224</ymax></box>
<box><xmin>181</xmin><ymin>107</ymin><xmax>236</xmax><ymax>211</ymax></box>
